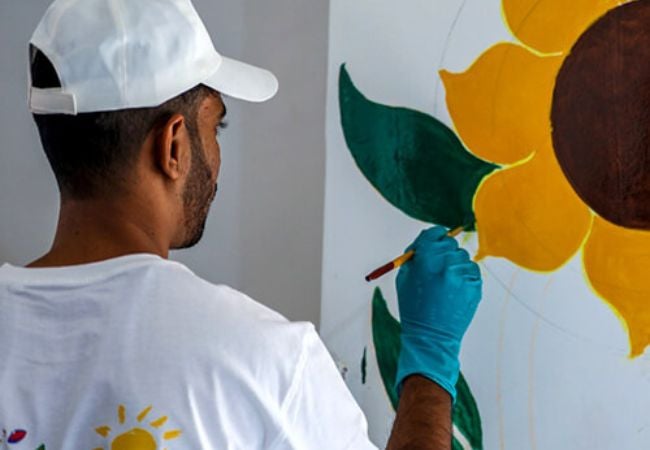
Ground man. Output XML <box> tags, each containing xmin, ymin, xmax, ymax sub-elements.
<box><xmin>0</xmin><ymin>0</ymin><xmax>482</xmax><ymax>449</ymax></box>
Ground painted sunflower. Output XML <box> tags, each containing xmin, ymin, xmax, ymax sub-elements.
<box><xmin>440</xmin><ymin>0</ymin><xmax>650</xmax><ymax>356</ymax></box>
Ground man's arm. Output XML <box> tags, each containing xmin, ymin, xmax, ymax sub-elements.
<box><xmin>386</xmin><ymin>375</ymin><xmax>452</xmax><ymax>450</ymax></box>
<box><xmin>385</xmin><ymin>226</ymin><xmax>483</xmax><ymax>450</ymax></box>
<box><xmin>269</xmin><ymin>226</ymin><xmax>479</xmax><ymax>450</ymax></box>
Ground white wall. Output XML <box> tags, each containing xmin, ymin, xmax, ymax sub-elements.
<box><xmin>0</xmin><ymin>0</ymin><xmax>328</xmax><ymax>325</ymax></box>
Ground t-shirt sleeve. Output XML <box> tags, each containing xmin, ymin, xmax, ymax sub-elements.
<box><xmin>269</xmin><ymin>325</ymin><xmax>380</xmax><ymax>450</ymax></box>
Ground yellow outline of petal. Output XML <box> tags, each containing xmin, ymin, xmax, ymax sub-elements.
<box><xmin>440</xmin><ymin>42</ymin><xmax>562</xmax><ymax>165</ymax></box>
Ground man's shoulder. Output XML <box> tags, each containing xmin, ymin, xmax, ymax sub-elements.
<box><xmin>147</xmin><ymin>258</ymin><xmax>290</xmax><ymax>325</ymax></box>
<box><xmin>135</xmin><ymin>259</ymin><xmax>315</xmax><ymax>402</ymax></box>
<box><xmin>140</xmin><ymin>258</ymin><xmax>313</xmax><ymax>363</ymax></box>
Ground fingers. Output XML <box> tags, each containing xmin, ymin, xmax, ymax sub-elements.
<box><xmin>444</xmin><ymin>251</ymin><xmax>481</xmax><ymax>283</ymax></box>
<box><xmin>448</xmin><ymin>261</ymin><xmax>481</xmax><ymax>281</ymax></box>
<box><xmin>395</xmin><ymin>262</ymin><xmax>409</xmax><ymax>289</ymax></box>
<box><xmin>405</xmin><ymin>226</ymin><xmax>447</xmax><ymax>252</ymax></box>
<box><xmin>407</xmin><ymin>226</ymin><xmax>459</xmax><ymax>253</ymax></box>
<box><xmin>444</xmin><ymin>248</ymin><xmax>470</xmax><ymax>265</ymax></box>
<box><xmin>416</xmin><ymin>226</ymin><xmax>448</xmax><ymax>242</ymax></box>
<box><xmin>402</xmin><ymin>228</ymin><xmax>482</xmax><ymax>284</ymax></box>
<box><xmin>464</xmin><ymin>279</ymin><xmax>483</xmax><ymax>305</ymax></box>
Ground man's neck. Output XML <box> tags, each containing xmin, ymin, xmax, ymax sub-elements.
<box><xmin>28</xmin><ymin>196</ymin><xmax>171</xmax><ymax>268</ymax></box>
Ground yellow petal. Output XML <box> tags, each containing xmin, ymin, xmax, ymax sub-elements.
<box><xmin>502</xmin><ymin>0</ymin><xmax>620</xmax><ymax>54</ymax></box>
<box><xmin>474</xmin><ymin>140</ymin><xmax>592</xmax><ymax>271</ymax></box>
<box><xmin>440</xmin><ymin>43</ymin><xmax>562</xmax><ymax>165</ymax></box>
<box><xmin>584</xmin><ymin>217</ymin><xmax>650</xmax><ymax>357</ymax></box>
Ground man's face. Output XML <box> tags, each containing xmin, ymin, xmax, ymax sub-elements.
<box><xmin>177</xmin><ymin>94</ymin><xmax>227</xmax><ymax>249</ymax></box>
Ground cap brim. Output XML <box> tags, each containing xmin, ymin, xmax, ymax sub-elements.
<box><xmin>204</xmin><ymin>56</ymin><xmax>278</xmax><ymax>103</ymax></box>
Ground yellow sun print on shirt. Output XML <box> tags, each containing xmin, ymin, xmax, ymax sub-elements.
<box><xmin>93</xmin><ymin>405</ymin><xmax>182</xmax><ymax>450</ymax></box>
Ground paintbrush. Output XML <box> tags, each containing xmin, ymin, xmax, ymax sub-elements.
<box><xmin>364</xmin><ymin>226</ymin><xmax>466</xmax><ymax>282</ymax></box>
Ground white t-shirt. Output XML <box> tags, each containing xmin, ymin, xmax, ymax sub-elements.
<box><xmin>0</xmin><ymin>254</ymin><xmax>378</xmax><ymax>450</ymax></box>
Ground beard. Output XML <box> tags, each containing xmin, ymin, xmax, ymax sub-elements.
<box><xmin>176</xmin><ymin>130</ymin><xmax>218</xmax><ymax>250</ymax></box>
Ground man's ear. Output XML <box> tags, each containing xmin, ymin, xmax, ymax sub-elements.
<box><xmin>154</xmin><ymin>114</ymin><xmax>190</xmax><ymax>181</ymax></box>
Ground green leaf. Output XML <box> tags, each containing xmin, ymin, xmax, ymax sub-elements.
<box><xmin>371</xmin><ymin>287</ymin><xmax>483</xmax><ymax>449</ymax></box>
<box><xmin>453</xmin><ymin>372</ymin><xmax>483</xmax><ymax>449</ymax></box>
<box><xmin>339</xmin><ymin>64</ymin><xmax>498</xmax><ymax>230</ymax></box>
<box><xmin>453</xmin><ymin>438</ymin><xmax>465</xmax><ymax>450</ymax></box>
<box><xmin>371</xmin><ymin>287</ymin><xmax>401</xmax><ymax>410</ymax></box>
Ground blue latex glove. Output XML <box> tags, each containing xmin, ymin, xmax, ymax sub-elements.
<box><xmin>395</xmin><ymin>226</ymin><xmax>482</xmax><ymax>401</ymax></box>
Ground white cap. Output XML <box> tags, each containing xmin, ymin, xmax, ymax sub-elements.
<box><xmin>29</xmin><ymin>0</ymin><xmax>279</xmax><ymax>115</ymax></box>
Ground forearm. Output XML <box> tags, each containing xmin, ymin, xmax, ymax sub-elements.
<box><xmin>385</xmin><ymin>375</ymin><xmax>453</xmax><ymax>450</ymax></box>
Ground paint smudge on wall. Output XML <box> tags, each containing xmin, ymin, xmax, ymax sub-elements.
<box><xmin>371</xmin><ymin>288</ymin><xmax>483</xmax><ymax>449</ymax></box>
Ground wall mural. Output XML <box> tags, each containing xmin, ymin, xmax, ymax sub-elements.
<box><xmin>340</xmin><ymin>1</ymin><xmax>650</xmax><ymax>379</ymax></box>
<box><xmin>328</xmin><ymin>0</ymin><xmax>650</xmax><ymax>447</ymax></box>
<box><xmin>337</xmin><ymin>0</ymin><xmax>649</xmax><ymax>447</ymax></box>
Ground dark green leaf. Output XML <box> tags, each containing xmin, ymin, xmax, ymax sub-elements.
<box><xmin>339</xmin><ymin>64</ymin><xmax>498</xmax><ymax>230</ymax></box>
<box><xmin>371</xmin><ymin>287</ymin><xmax>401</xmax><ymax>410</ymax></box>
<box><xmin>453</xmin><ymin>372</ymin><xmax>483</xmax><ymax>449</ymax></box>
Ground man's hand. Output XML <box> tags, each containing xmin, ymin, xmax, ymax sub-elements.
<box><xmin>386</xmin><ymin>226</ymin><xmax>483</xmax><ymax>450</ymax></box>
<box><xmin>395</xmin><ymin>226</ymin><xmax>482</xmax><ymax>400</ymax></box>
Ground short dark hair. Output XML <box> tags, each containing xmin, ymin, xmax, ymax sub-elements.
<box><xmin>30</xmin><ymin>46</ymin><xmax>217</xmax><ymax>199</ymax></box>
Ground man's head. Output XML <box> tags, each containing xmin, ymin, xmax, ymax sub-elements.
<box><xmin>31</xmin><ymin>47</ymin><xmax>228</xmax><ymax>249</ymax></box>
<box><xmin>27</xmin><ymin>0</ymin><xmax>277</xmax><ymax>253</ymax></box>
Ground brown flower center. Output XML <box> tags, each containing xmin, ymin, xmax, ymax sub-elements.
<box><xmin>551</xmin><ymin>0</ymin><xmax>650</xmax><ymax>230</ymax></box>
